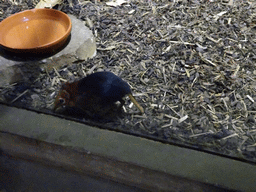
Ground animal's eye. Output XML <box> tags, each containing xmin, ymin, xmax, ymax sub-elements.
<box><xmin>58</xmin><ymin>98</ymin><xmax>65</xmax><ymax>104</ymax></box>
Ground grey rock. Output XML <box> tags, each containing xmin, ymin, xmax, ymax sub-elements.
<box><xmin>0</xmin><ymin>14</ymin><xmax>96</xmax><ymax>87</ymax></box>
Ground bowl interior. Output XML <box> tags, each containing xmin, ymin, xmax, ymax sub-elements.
<box><xmin>0</xmin><ymin>9</ymin><xmax>71</xmax><ymax>50</ymax></box>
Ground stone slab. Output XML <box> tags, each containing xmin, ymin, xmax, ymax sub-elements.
<box><xmin>0</xmin><ymin>14</ymin><xmax>96</xmax><ymax>87</ymax></box>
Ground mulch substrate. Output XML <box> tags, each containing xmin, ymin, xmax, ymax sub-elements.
<box><xmin>1</xmin><ymin>0</ymin><xmax>256</xmax><ymax>163</ymax></box>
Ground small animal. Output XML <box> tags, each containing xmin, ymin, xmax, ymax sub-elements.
<box><xmin>54</xmin><ymin>71</ymin><xmax>144</xmax><ymax>117</ymax></box>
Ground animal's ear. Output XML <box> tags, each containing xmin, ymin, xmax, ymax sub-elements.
<box><xmin>61</xmin><ymin>83</ymin><xmax>69</xmax><ymax>90</ymax></box>
<box><xmin>61</xmin><ymin>90</ymin><xmax>70</xmax><ymax>100</ymax></box>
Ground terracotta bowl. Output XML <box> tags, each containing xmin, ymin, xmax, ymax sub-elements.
<box><xmin>0</xmin><ymin>8</ymin><xmax>71</xmax><ymax>54</ymax></box>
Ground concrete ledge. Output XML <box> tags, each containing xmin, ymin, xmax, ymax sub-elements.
<box><xmin>0</xmin><ymin>132</ymin><xmax>226</xmax><ymax>192</ymax></box>
<box><xmin>0</xmin><ymin>104</ymin><xmax>255</xmax><ymax>191</ymax></box>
